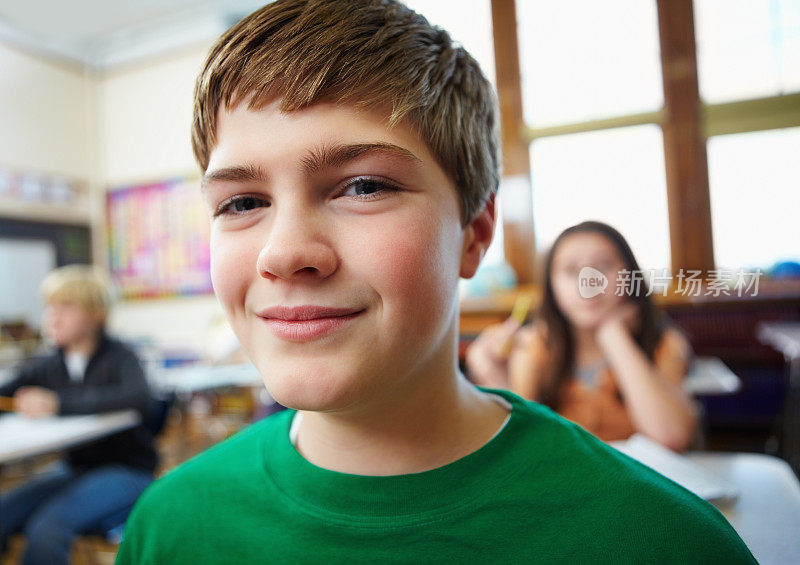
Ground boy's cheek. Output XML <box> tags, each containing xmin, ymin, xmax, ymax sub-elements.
<box><xmin>209</xmin><ymin>233</ymin><xmax>253</xmax><ymax>315</ymax></box>
<box><xmin>361</xmin><ymin>217</ymin><xmax>461</xmax><ymax>316</ymax></box>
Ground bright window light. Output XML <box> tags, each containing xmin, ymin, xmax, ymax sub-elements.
<box><xmin>517</xmin><ymin>0</ymin><xmax>663</xmax><ymax>128</ymax></box>
<box><xmin>695</xmin><ymin>0</ymin><xmax>800</xmax><ymax>103</ymax></box>
<box><xmin>530</xmin><ymin>125</ymin><xmax>670</xmax><ymax>271</ymax></box>
<box><xmin>708</xmin><ymin>127</ymin><xmax>800</xmax><ymax>270</ymax></box>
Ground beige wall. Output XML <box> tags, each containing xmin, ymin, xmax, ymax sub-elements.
<box><xmin>0</xmin><ymin>41</ymin><xmax>92</xmax><ymax>178</ymax></box>
<box><xmin>97</xmin><ymin>45</ymin><xmax>224</xmax><ymax>349</ymax></box>
<box><xmin>0</xmin><ymin>40</ymin><xmax>224</xmax><ymax>351</ymax></box>
<box><xmin>107</xmin><ymin>294</ymin><xmax>224</xmax><ymax>352</ymax></box>
<box><xmin>98</xmin><ymin>46</ymin><xmax>209</xmax><ymax>186</ymax></box>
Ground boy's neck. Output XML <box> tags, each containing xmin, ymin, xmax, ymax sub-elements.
<box><xmin>64</xmin><ymin>331</ymin><xmax>101</xmax><ymax>357</ymax></box>
<box><xmin>293</xmin><ymin>335</ymin><xmax>509</xmax><ymax>476</ymax></box>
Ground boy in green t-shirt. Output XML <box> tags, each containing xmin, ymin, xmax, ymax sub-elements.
<box><xmin>117</xmin><ymin>1</ymin><xmax>755</xmax><ymax>562</ymax></box>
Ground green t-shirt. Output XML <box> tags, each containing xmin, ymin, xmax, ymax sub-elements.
<box><xmin>116</xmin><ymin>389</ymin><xmax>754</xmax><ymax>564</ymax></box>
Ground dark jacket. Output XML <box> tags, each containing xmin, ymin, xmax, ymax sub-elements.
<box><xmin>0</xmin><ymin>333</ymin><xmax>158</xmax><ymax>473</ymax></box>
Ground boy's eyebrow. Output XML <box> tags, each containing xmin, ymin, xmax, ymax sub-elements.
<box><xmin>301</xmin><ymin>142</ymin><xmax>423</xmax><ymax>175</ymax></box>
<box><xmin>202</xmin><ymin>163</ymin><xmax>268</xmax><ymax>189</ymax></box>
<box><xmin>202</xmin><ymin>143</ymin><xmax>422</xmax><ymax>189</ymax></box>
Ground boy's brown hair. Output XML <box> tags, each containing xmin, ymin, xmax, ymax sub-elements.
<box><xmin>191</xmin><ymin>0</ymin><xmax>499</xmax><ymax>224</ymax></box>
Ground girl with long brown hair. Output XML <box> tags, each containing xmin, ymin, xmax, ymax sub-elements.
<box><xmin>467</xmin><ymin>221</ymin><xmax>698</xmax><ymax>450</ymax></box>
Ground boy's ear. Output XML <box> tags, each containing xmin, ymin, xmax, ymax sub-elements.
<box><xmin>459</xmin><ymin>193</ymin><xmax>496</xmax><ymax>279</ymax></box>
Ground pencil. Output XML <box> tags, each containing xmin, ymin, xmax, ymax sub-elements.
<box><xmin>0</xmin><ymin>396</ymin><xmax>14</xmax><ymax>411</ymax></box>
<box><xmin>509</xmin><ymin>293</ymin><xmax>533</xmax><ymax>325</ymax></box>
<box><xmin>499</xmin><ymin>293</ymin><xmax>533</xmax><ymax>357</ymax></box>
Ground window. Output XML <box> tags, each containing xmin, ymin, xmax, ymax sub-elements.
<box><xmin>695</xmin><ymin>0</ymin><xmax>800</xmax><ymax>103</ymax></box>
<box><xmin>515</xmin><ymin>1</ymin><xmax>669</xmax><ymax>273</ymax></box>
<box><xmin>530</xmin><ymin>125</ymin><xmax>670</xmax><ymax>271</ymax></box>
<box><xmin>517</xmin><ymin>0</ymin><xmax>662</xmax><ymax>127</ymax></box>
<box><xmin>708</xmin><ymin>127</ymin><xmax>800</xmax><ymax>270</ymax></box>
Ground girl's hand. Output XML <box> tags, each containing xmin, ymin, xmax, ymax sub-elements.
<box><xmin>597</xmin><ymin>301</ymin><xmax>640</xmax><ymax>340</ymax></box>
<box><xmin>465</xmin><ymin>318</ymin><xmax>522</xmax><ymax>388</ymax></box>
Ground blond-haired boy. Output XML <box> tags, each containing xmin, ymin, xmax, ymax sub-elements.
<box><xmin>0</xmin><ymin>265</ymin><xmax>156</xmax><ymax>564</ymax></box>
<box><xmin>117</xmin><ymin>1</ymin><xmax>753</xmax><ymax>562</ymax></box>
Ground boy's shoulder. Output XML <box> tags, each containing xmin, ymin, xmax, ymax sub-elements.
<box><xmin>148</xmin><ymin>408</ymin><xmax>291</xmax><ymax>492</ymax></box>
<box><xmin>496</xmin><ymin>388</ymin><xmax>705</xmax><ymax>502</ymax></box>
<box><xmin>486</xmin><ymin>389</ymin><xmax>754</xmax><ymax>560</ymax></box>
<box><xmin>98</xmin><ymin>334</ymin><xmax>142</xmax><ymax>360</ymax></box>
<box><xmin>116</xmin><ymin>410</ymin><xmax>291</xmax><ymax>561</ymax></box>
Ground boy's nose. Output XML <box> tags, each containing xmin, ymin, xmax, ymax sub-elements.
<box><xmin>255</xmin><ymin>210</ymin><xmax>338</xmax><ymax>281</ymax></box>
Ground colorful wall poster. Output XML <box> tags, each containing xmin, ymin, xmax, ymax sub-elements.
<box><xmin>107</xmin><ymin>178</ymin><xmax>212</xmax><ymax>298</ymax></box>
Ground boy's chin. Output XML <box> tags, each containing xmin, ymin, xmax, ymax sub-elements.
<box><xmin>258</xmin><ymin>367</ymin><xmax>368</xmax><ymax>414</ymax></box>
<box><xmin>49</xmin><ymin>336</ymin><xmax>76</xmax><ymax>348</ymax></box>
<box><xmin>267</xmin><ymin>388</ymin><xmax>360</xmax><ymax>414</ymax></box>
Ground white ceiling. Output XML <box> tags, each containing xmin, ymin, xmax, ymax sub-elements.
<box><xmin>0</xmin><ymin>0</ymin><xmax>269</xmax><ymax>70</ymax></box>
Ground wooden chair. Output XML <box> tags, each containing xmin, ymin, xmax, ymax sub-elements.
<box><xmin>72</xmin><ymin>534</ymin><xmax>119</xmax><ymax>565</ymax></box>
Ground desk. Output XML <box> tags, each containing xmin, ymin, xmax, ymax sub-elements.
<box><xmin>757</xmin><ymin>321</ymin><xmax>800</xmax><ymax>474</ymax></box>
<box><xmin>611</xmin><ymin>435</ymin><xmax>800</xmax><ymax>564</ymax></box>
<box><xmin>154</xmin><ymin>363</ymin><xmax>264</xmax><ymax>395</ymax></box>
<box><xmin>684</xmin><ymin>356</ymin><xmax>742</xmax><ymax>395</ymax></box>
<box><xmin>757</xmin><ymin>322</ymin><xmax>800</xmax><ymax>361</ymax></box>
<box><xmin>151</xmin><ymin>364</ymin><xmax>269</xmax><ymax>462</ymax></box>
<box><xmin>688</xmin><ymin>452</ymin><xmax>800</xmax><ymax>565</ymax></box>
<box><xmin>0</xmin><ymin>410</ymin><xmax>140</xmax><ymax>466</ymax></box>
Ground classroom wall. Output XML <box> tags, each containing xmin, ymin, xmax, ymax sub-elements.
<box><xmin>97</xmin><ymin>44</ymin><xmax>225</xmax><ymax>351</ymax></box>
<box><xmin>107</xmin><ymin>294</ymin><xmax>224</xmax><ymax>352</ymax></box>
<box><xmin>98</xmin><ymin>45</ymin><xmax>209</xmax><ymax>186</ymax></box>
<box><xmin>0</xmin><ymin>40</ymin><xmax>223</xmax><ymax>350</ymax></box>
<box><xmin>0</xmin><ymin>41</ymin><xmax>100</xmax><ymax>328</ymax></box>
<box><xmin>0</xmin><ymin>41</ymin><xmax>93</xmax><ymax>178</ymax></box>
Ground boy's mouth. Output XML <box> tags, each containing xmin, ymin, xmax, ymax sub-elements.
<box><xmin>256</xmin><ymin>306</ymin><xmax>364</xmax><ymax>341</ymax></box>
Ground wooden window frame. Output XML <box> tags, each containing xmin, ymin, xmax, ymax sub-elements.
<box><xmin>491</xmin><ymin>0</ymin><xmax>800</xmax><ymax>282</ymax></box>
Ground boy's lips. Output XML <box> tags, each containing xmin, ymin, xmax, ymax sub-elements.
<box><xmin>256</xmin><ymin>306</ymin><xmax>365</xmax><ymax>341</ymax></box>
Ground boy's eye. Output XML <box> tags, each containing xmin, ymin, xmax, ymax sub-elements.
<box><xmin>215</xmin><ymin>195</ymin><xmax>270</xmax><ymax>217</ymax></box>
<box><xmin>341</xmin><ymin>178</ymin><xmax>398</xmax><ymax>200</ymax></box>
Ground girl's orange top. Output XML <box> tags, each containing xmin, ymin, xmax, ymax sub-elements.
<box><xmin>512</xmin><ymin>326</ymin><xmax>692</xmax><ymax>442</ymax></box>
